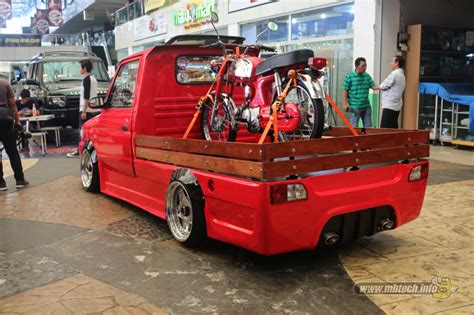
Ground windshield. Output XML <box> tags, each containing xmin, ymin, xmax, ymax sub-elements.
<box><xmin>42</xmin><ymin>61</ymin><xmax>110</xmax><ymax>83</ymax></box>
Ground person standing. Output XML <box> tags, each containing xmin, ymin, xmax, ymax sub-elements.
<box><xmin>379</xmin><ymin>56</ymin><xmax>406</xmax><ymax>128</ymax></box>
<box><xmin>0</xmin><ymin>79</ymin><xmax>29</xmax><ymax>190</ymax></box>
<box><xmin>342</xmin><ymin>57</ymin><xmax>379</xmax><ymax>128</ymax></box>
<box><xmin>67</xmin><ymin>59</ymin><xmax>100</xmax><ymax>158</ymax></box>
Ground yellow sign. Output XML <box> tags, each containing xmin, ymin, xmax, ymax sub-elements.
<box><xmin>145</xmin><ymin>0</ymin><xmax>178</xmax><ymax>14</ymax></box>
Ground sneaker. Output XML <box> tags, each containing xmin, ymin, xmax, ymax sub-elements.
<box><xmin>0</xmin><ymin>180</ymin><xmax>6</xmax><ymax>191</ymax></box>
<box><xmin>67</xmin><ymin>151</ymin><xmax>80</xmax><ymax>158</ymax></box>
<box><xmin>16</xmin><ymin>179</ymin><xmax>29</xmax><ymax>188</ymax></box>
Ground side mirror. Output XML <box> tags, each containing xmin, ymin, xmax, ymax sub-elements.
<box><xmin>210</xmin><ymin>11</ymin><xmax>219</xmax><ymax>23</ymax></box>
<box><xmin>89</xmin><ymin>96</ymin><xmax>107</xmax><ymax>109</ymax></box>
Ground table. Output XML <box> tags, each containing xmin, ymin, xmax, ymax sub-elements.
<box><xmin>19</xmin><ymin>114</ymin><xmax>55</xmax><ymax>155</ymax></box>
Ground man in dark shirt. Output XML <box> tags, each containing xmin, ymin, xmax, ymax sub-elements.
<box><xmin>16</xmin><ymin>89</ymin><xmax>37</xmax><ymax>117</ymax></box>
<box><xmin>0</xmin><ymin>79</ymin><xmax>29</xmax><ymax>190</ymax></box>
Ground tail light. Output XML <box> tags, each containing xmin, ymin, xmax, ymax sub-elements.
<box><xmin>270</xmin><ymin>183</ymin><xmax>307</xmax><ymax>204</ymax></box>
<box><xmin>409</xmin><ymin>163</ymin><xmax>429</xmax><ymax>182</ymax></box>
<box><xmin>308</xmin><ymin>57</ymin><xmax>327</xmax><ymax>70</ymax></box>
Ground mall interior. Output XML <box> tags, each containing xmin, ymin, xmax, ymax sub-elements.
<box><xmin>0</xmin><ymin>0</ymin><xmax>473</xmax><ymax>314</ymax></box>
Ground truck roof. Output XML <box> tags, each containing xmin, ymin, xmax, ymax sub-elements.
<box><xmin>165</xmin><ymin>35</ymin><xmax>245</xmax><ymax>46</ymax></box>
<box><xmin>29</xmin><ymin>51</ymin><xmax>103</xmax><ymax>63</ymax></box>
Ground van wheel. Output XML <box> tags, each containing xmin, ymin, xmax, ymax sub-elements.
<box><xmin>166</xmin><ymin>180</ymin><xmax>206</xmax><ymax>247</ymax></box>
<box><xmin>81</xmin><ymin>148</ymin><xmax>100</xmax><ymax>192</ymax></box>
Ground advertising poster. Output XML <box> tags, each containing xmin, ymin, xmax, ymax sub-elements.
<box><xmin>31</xmin><ymin>9</ymin><xmax>50</xmax><ymax>34</ymax></box>
<box><xmin>0</xmin><ymin>0</ymin><xmax>12</xmax><ymax>28</ymax></box>
<box><xmin>0</xmin><ymin>34</ymin><xmax>41</xmax><ymax>46</ymax></box>
<box><xmin>145</xmin><ymin>0</ymin><xmax>178</xmax><ymax>14</ymax></box>
<box><xmin>48</xmin><ymin>0</ymin><xmax>63</xmax><ymax>26</ymax></box>
<box><xmin>134</xmin><ymin>11</ymin><xmax>167</xmax><ymax>41</ymax></box>
<box><xmin>172</xmin><ymin>0</ymin><xmax>215</xmax><ymax>30</ymax></box>
<box><xmin>228</xmin><ymin>0</ymin><xmax>277</xmax><ymax>13</ymax></box>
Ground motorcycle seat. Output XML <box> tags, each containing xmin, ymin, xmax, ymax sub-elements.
<box><xmin>255</xmin><ymin>49</ymin><xmax>314</xmax><ymax>76</ymax></box>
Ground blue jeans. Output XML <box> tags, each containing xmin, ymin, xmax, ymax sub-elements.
<box><xmin>349</xmin><ymin>106</ymin><xmax>372</xmax><ymax>128</ymax></box>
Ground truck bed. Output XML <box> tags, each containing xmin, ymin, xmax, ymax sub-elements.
<box><xmin>135</xmin><ymin>127</ymin><xmax>430</xmax><ymax>180</ymax></box>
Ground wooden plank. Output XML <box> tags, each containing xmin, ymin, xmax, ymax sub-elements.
<box><xmin>136</xmin><ymin>135</ymin><xmax>263</xmax><ymax>160</ymax></box>
<box><xmin>136</xmin><ymin>147</ymin><xmax>264</xmax><ymax>178</ymax></box>
<box><xmin>136</xmin><ymin>130</ymin><xmax>429</xmax><ymax>161</ymax></box>
<box><xmin>262</xmin><ymin>144</ymin><xmax>430</xmax><ymax>179</ymax></box>
<box><xmin>260</xmin><ymin>130</ymin><xmax>429</xmax><ymax>159</ymax></box>
<box><xmin>324</xmin><ymin>127</ymin><xmax>415</xmax><ymax>137</ymax></box>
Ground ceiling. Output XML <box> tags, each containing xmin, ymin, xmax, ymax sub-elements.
<box><xmin>51</xmin><ymin>0</ymin><xmax>123</xmax><ymax>34</ymax></box>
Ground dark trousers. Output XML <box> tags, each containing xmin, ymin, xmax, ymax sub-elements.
<box><xmin>0</xmin><ymin>122</ymin><xmax>25</xmax><ymax>181</ymax></box>
<box><xmin>380</xmin><ymin>108</ymin><xmax>400</xmax><ymax>128</ymax></box>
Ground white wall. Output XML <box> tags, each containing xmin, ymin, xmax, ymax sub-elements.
<box><xmin>353</xmin><ymin>0</ymin><xmax>377</xmax><ymax>77</ymax></box>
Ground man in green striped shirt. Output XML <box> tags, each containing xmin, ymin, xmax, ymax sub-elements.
<box><xmin>342</xmin><ymin>57</ymin><xmax>379</xmax><ymax>127</ymax></box>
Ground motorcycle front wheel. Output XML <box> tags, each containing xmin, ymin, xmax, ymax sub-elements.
<box><xmin>276</xmin><ymin>79</ymin><xmax>324</xmax><ymax>141</ymax></box>
<box><xmin>202</xmin><ymin>93</ymin><xmax>237</xmax><ymax>142</ymax></box>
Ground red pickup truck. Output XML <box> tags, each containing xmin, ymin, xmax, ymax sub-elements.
<box><xmin>79</xmin><ymin>36</ymin><xmax>429</xmax><ymax>255</ymax></box>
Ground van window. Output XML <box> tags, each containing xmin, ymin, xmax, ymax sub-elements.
<box><xmin>176</xmin><ymin>55</ymin><xmax>219</xmax><ymax>84</ymax></box>
<box><xmin>109</xmin><ymin>60</ymin><xmax>140</xmax><ymax>108</ymax></box>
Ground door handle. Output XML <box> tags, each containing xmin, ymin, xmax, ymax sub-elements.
<box><xmin>121</xmin><ymin>125</ymin><xmax>128</xmax><ymax>131</ymax></box>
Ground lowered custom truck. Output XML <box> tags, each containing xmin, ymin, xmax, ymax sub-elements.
<box><xmin>79</xmin><ymin>35</ymin><xmax>429</xmax><ymax>255</ymax></box>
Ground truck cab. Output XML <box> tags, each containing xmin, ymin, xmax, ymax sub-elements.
<box><xmin>21</xmin><ymin>51</ymin><xmax>110</xmax><ymax>128</ymax></box>
<box><xmin>79</xmin><ymin>36</ymin><xmax>429</xmax><ymax>255</ymax></box>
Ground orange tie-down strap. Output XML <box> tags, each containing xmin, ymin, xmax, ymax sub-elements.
<box><xmin>325</xmin><ymin>93</ymin><xmax>359</xmax><ymax>137</ymax></box>
<box><xmin>258</xmin><ymin>75</ymin><xmax>296</xmax><ymax>144</ymax></box>
<box><xmin>183</xmin><ymin>55</ymin><xmax>233</xmax><ymax>140</ymax></box>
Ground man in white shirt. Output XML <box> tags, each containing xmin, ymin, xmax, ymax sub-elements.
<box><xmin>67</xmin><ymin>59</ymin><xmax>100</xmax><ymax>157</ymax></box>
<box><xmin>379</xmin><ymin>56</ymin><xmax>406</xmax><ymax>128</ymax></box>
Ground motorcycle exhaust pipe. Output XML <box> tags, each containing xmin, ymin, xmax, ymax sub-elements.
<box><xmin>379</xmin><ymin>218</ymin><xmax>395</xmax><ymax>231</ymax></box>
<box><xmin>323</xmin><ymin>232</ymin><xmax>340</xmax><ymax>245</ymax></box>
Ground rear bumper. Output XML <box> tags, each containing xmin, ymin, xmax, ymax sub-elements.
<box><xmin>198</xmin><ymin>161</ymin><xmax>428</xmax><ymax>255</ymax></box>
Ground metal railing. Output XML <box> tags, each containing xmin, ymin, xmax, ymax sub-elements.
<box><xmin>115</xmin><ymin>1</ymin><xmax>144</xmax><ymax>26</ymax></box>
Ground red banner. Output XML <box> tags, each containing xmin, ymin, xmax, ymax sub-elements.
<box><xmin>0</xmin><ymin>0</ymin><xmax>12</xmax><ymax>28</ymax></box>
<box><xmin>48</xmin><ymin>0</ymin><xmax>63</xmax><ymax>27</ymax></box>
<box><xmin>32</xmin><ymin>9</ymin><xmax>50</xmax><ymax>34</ymax></box>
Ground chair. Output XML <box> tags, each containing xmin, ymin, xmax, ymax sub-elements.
<box><xmin>41</xmin><ymin>126</ymin><xmax>61</xmax><ymax>147</ymax></box>
<box><xmin>30</xmin><ymin>131</ymin><xmax>48</xmax><ymax>155</ymax></box>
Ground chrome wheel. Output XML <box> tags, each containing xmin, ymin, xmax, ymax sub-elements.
<box><xmin>166</xmin><ymin>181</ymin><xmax>194</xmax><ymax>242</ymax></box>
<box><xmin>81</xmin><ymin>149</ymin><xmax>93</xmax><ymax>188</ymax></box>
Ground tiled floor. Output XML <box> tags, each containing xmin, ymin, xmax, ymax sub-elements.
<box><xmin>340</xmin><ymin>179</ymin><xmax>474</xmax><ymax>313</ymax></box>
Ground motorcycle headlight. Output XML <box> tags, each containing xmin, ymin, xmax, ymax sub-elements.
<box><xmin>231</xmin><ymin>58</ymin><xmax>253</xmax><ymax>79</ymax></box>
<box><xmin>49</xmin><ymin>96</ymin><xmax>66</xmax><ymax>107</ymax></box>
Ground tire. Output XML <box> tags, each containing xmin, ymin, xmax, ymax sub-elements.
<box><xmin>276</xmin><ymin>79</ymin><xmax>324</xmax><ymax>141</ymax></box>
<box><xmin>81</xmin><ymin>147</ymin><xmax>100</xmax><ymax>192</ymax></box>
<box><xmin>202</xmin><ymin>93</ymin><xmax>237</xmax><ymax>142</ymax></box>
<box><xmin>166</xmin><ymin>180</ymin><xmax>206</xmax><ymax>247</ymax></box>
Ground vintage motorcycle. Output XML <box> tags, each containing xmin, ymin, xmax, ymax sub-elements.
<box><xmin>200</xmin><ymin>12</ymin><xmax>327</xmax><ymax>142</ymax></box>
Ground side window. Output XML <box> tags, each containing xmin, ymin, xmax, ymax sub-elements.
<box><xmin>109</xmin><ymin>60</ymin><xmax>140</xmax><ymax>108</ymax></box>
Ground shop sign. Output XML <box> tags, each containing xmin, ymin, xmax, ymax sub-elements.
<box><xmin>172</xmin><ymin>0</ymin><xmax>214</xmax><ymax>29</ymax></box>
<box><xmin>228</xmin><ymin>0</ymin><xmax>278</xmax><ymax>13</ymax></box>
<box><xmin>0</xmin><ymin>34</ymin><xmax>41</xmax><ymax>46</ymax></box>
<box><xmin>145</xmin><ymin>0</ymin><xmax>178</xmax><ymax>14</ymax></box>
<box><xmin>134</xmin><ymin>11</ymin><xmax>167</xmax><ymax>41</ymax></box>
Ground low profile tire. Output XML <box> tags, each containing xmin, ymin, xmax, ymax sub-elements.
<box><xmin>166</xmin><ymin>180</ymin><xmax>206</xmax><ymax>247</ymax></box>
<box><xmin>81</xmin><ymin>148</ymin><xmax>100</xmax><ymax>192</ymax></box>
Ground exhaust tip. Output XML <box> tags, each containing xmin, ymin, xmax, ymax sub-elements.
<box><xmin>323</xmin><ymin>232</ymin><xmax>340</xmax><ymax>245</ymax></box>
<box><xmin>379</xmin><ymin>218</ymin><xmax>395</xmax><ymax>231</ymax></box>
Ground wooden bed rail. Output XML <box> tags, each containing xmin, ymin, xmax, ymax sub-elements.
<box><xmin>135</xmin><ymin>128</ymin><xmax>430</xmax><ymax>179</ymax></box>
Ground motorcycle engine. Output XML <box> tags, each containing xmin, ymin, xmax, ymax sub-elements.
<box><xmin>241</xmin><ymin>107</ymin><xmax>260</xmax><ymax>133</ymax></box>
